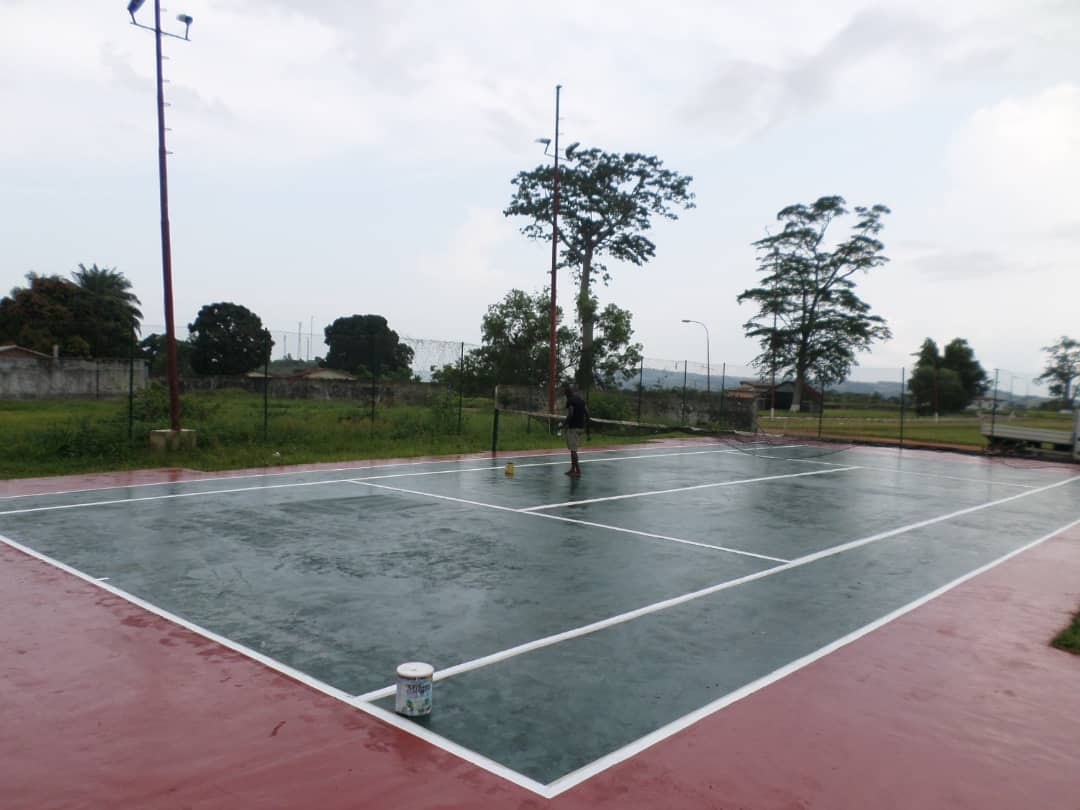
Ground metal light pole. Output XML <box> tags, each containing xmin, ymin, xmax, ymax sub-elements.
<box><xmin>127</xmin><ymin>0</ymin><xmax>192</xmax><ymax>434</ymax></box>
<box><xmin>535</xmin><ymin>86</ymin><xmax>579</xmax><ymax>414</ymax></box>
<box><xmin>680</xmin><ymin>319</ymin><xmax>710</xmax><ymax>396</ymax></box>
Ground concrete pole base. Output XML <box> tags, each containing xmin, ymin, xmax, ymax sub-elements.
<box><xmin>149</xmin><ymin>429</ymin><xmax>198</xmax><ymax>451</ymax></box>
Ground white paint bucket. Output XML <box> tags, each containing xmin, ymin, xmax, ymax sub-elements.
<box><xmin>394</xmin><ymin>662</ymin><xmax>434</xmax><ymax>716</ymax></box>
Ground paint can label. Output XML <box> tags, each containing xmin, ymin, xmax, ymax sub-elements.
<box><xmin>395</xmin><ymin>664</ymin><xmax>433</xmax><ymax>716</ymax></box>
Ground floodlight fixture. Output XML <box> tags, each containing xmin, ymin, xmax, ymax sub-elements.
<box><xmin>535</xmin><ymin>137</ymin><xmax>552</xmax><ymax>146</ymax></box>
<box><xmin>177</xmin><ymin>13</ymin><xmax>193</xmax><ymax>38</ymax></box>
<box><xmin>565</xmin><ymin>141</ymin><xmax>580</xmax><ymax>159</ymax></box>
<box><xmin>127</xmin><ymin>0</ymin><xmax>145</xmax><ymax>22</ymax></box>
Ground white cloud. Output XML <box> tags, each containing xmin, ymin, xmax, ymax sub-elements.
<box><xmin>942</xmin><ymin>83</ymin><xmax>1080</xmax><ymax>242</ymax></box>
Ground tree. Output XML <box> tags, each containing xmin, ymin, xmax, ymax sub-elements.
<box><xmin>504</xmin><ymin>148</ymin><xmax>694</xmax><ymax>389</ymax></box>
<box><xmin>431</xmin><ymin>289</ymin><xmax>575</xmax><ymax>395</ymax></box>
<box><xmin>908</xmin><ymin>337</ymin><xmax>989</xmax><ymax>414</ymax></box>
<box><xmin>476</xmin><ymin>288</ymin><xmax>575</xmax><ymax>388</ymax></box>
<box><xmin>1036</xmin><ymin>336</ymin><xmax>1080</xmax><ymax>408</ymax></box>
<box><xmin>139</xmin><ymin>333</ymin><xmax>194</xmax><ymax>377</ymax></box>
<box><xmin>0</xmin><ymin>273</ymin><xmax>92</xmax><ymax>356</ymax></box>
<box><xmin>569</xmin><ymin>298</ymin><xmax>643</xmax><ymax>389</ymax></box>
<box><xmin>71</xmin><ymin>263</ymin><xmax>143</xmax><ymax>357</ymax></box>
<box><xmin>942</xmin><ymin>338</ymin><xmax>989</xmax><ymax>402</ymax></box>
<box><xmin>737</xmin><ymin>196</ymin><xmax>892</xmax><ymax>410</ymax></box>
<box><xmin>323</xmin><ymin>315</ymin><xmax>414</xmax><ymax>378</ymax></box>
<box><xmin>187</xmin><ymin>302</ymin><xmax>272</xmax><ymax>375</ymax></box>
<box><xmin>0</xmin><ymin>266</ymin><xmax>142</xmax><ymax>358</ymax></box>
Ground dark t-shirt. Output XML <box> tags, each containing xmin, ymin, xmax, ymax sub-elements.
<box><xmin>566</xmin><ymin>392</ymin><xmax>588</xmax><ymax>429</ymax></box>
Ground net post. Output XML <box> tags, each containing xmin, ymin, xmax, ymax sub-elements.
<box><xmin>457</xmin><ymin>341</ymin><xmax>464</xmax><ymax>434</ymax></box>
<box><xmin>491</xmin><ymin>385</ymin><xmax>499</xmax><ymax>454</ymax></box>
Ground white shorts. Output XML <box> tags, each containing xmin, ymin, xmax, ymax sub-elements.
<box><xmin>566</xmin><ymin>428</ymin><xmax>582</xmax><ymax>451</ymax></box>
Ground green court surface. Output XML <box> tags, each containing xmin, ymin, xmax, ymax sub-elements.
<box><xmin>2</xmin><ymin>441</ymin><xmax>1077</xmax><ymax>786</ymax></box>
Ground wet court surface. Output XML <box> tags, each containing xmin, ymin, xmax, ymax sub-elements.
<box><xmin>2</xmin><ymin>441</ymin><xmax>1078</xmax><ymax>787</ymax></box>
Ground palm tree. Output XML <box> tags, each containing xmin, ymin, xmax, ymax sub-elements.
<box><xmin>71</xmin><ymin>264</ymin><xmax>143</xmax><ymax>357</ymax></box>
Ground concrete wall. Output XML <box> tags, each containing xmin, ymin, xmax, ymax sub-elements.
<box><xmin>0</xmin><ymin>356</ymin><xmax>149</xmax><ymax>399</ymax></box>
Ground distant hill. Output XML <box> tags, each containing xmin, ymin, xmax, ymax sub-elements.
<box><xmin>631</xmin><ymin>368</ymin><xmax>904</xmax><ymax>399</ymax></box>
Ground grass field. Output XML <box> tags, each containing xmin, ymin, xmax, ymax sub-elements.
<box><xmin>1</xmin><ymin>390</ymin><xmax>1074</xmax><ymax>480</ymax></box>
<box><xmin>761</xmin><ymin>407</ymin><xmax>1075</xmax><ymax>447</ymax></box>
<box><xmin>0</xmin><ymin>389</ymin><xmax>562</xmax><ymax>478</ymax></box>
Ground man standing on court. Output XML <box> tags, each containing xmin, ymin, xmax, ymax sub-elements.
<box><xmin>562</xmin><ymin>383</ymin><xmax>589</xmax><ymax>478</ymax></box>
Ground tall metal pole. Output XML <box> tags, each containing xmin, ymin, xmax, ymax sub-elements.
<box><xmin>151</xmin><ymin>0</ymin><xmax>181</xmax><ymax>432</ymax></box>
<box><xmin>547</xmin><ymin>85</ymin><xmax>562</xmax><ymax>414</ymax></box>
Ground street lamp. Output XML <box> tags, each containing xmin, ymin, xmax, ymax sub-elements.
<box><xmin>680</xmin><ymin>319</ymin><xmax>710</xmax><ymax>396</ymax></box>
<box><xmin>536</xmin><ymin>85</ymin><xmax>580</xmax><ymax>414</ymax></box>
<box><xmin>127</xmin><ymin>0</ymin><xmax>192</xmax><ymax>435</ymax></box>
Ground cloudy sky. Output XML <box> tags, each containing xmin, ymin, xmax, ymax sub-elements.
<box><xmin>2</xmin><ymin>0</ymin><xmax>1077</xmax><ymax>386</ymax></box>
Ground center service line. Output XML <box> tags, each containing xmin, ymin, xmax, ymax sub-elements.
<box><xmin>345</xmin><ymin>480</ymin><xmax>792</xmax><ymax>562</ymax></box>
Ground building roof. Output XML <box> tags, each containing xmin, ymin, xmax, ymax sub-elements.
<box><xmin>290</xmin><ymin>368</ymin><xmax>357</xmax><ymax>381</ymax></box>
<box><xmin>0</xmin><ymin>344</ymin><xmax>52</xmax><ymax>360</ymax></box>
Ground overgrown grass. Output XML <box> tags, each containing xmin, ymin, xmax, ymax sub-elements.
<box><xmin>2</xmin><ymin>390</ymin><xmax>1069</xmax><ymax>480</ymax></box>
<box><xmin>0</xmin><ymin>388</ymin><xmax>602</xmax><ymax>479</ymax></box>
<box><xmin>1051</xmin><ymin>609</ymin><xmax>1080</xmax><ymax>655</ymax></box>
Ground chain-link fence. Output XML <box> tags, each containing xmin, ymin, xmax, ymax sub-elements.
<box><xmin>41</xmin><ymin>323</ymin><xmax>1066</xmax><ymax>456</ymax></box>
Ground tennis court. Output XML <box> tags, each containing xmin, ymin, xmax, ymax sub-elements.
<box><xmin>2</xmin><ymin>439</ymin><xmax>1079</xmax><ymax>806</ymax></box>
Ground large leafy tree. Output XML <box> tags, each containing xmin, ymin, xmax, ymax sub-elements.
<box><xmin>476</xmin><ymin>288</ymin><xmax>575</xmax><ymax>388</ymax></box>
<box><xmin>188</xmin><ymin>302</ymin><xmax>272</xmax><ymax>375</ymax></box>
<box><xmin>432</xmin><ymin>288</ymin><xmax>574</xmax><ymax>395</ymax></box>
<box><xmin>908</xmin><ymin>337</ymin><xmax>989</xmax><ymax>414</ymax></box>
<box><xmin>504</xmin><ymin>148</ymin><xmax>694</xmax><ymax>388</ymax></box>
<box><xmin>1036</xmin><ymin>336</ymin><xmax>1080</xmax><ymax>407</ymax></box>
<box><xmin>323</xmin><ymin>314</ymin><xmax>414</xmax><ymax>378</ymax></box>
<box><xmin>139</xmin><ymin>333</ymin><xmax>194</xmax><ymax>377</ymax></box>
<box><xmin>738</xmin><ymin>196</ymin><xmax>892</xmax><ymax>410</ymax></box>
<box><xmin>0</xmin><ymin>266</ymin><xmax>142</xmax><ymax>357</ymax></box>
<box><xmin>71</xmin><ymin>263</ymin><xmax>143</xmax><ymax>357</ymax></box>
<box><xmin>0</xmin><ymin>273</ymin><xmax>88</xmax><ymax>355</ymax></box>
<box><xmin>568</xmin><ymin>297</ymin><xmax>643</xmax><ymax>389</ymax></box>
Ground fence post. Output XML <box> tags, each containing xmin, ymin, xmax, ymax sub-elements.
<box><xmin>899</xmin><ymin>367</ymin><xmax>905</xmax><ymax>450</ymax></box>
<box><xmin>719</xmin><ymin>362</ymin><xmax>726</xmax><ymax>427</ymax></box>
<box><xmin>491</xmin><ymin>386</ymin><xmax>500</xmax><ymax>453</ymax></box>
<box><xmin>817</xmin><ymin>377</ymin><xmax>825</xmax><ymax>438</ymax></box>
<box><xmin>263</xmin><ymin>336</ymin><xmax>270</xmax><ymax>442</ymax></box>
<box><xmin>128</xmin><ymin>328</ymin><xmax>136</xmax><ymax>440</ymax></box>
<box><xmin>637</xmin><ymin>357</ymin><xmax>644</xmax><ymax>422</ymax></box>
<box><xmin>457</xmin><ymin>341</ymin><xmax>464</xmax><ymax>434</ymax></box>
<box><xmin>682</xmin><ymin>360</ymin><xmax>688</xmax><ymax>422</ymax></box>
<box><xmin>990</xmin><ymin>368</ymin><xmax>999</xmax><ymax>438</ymax></box>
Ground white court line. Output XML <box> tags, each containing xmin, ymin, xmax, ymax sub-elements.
<box><xmin>520</xmin><ymin>466</ymin><xmax>861</xmax><ymax>511</ymax></box>
<box><xmin>0</xmin><ymin>440</ymin><xmax>730</xmax><ymax>501</ymax></box>
<box><xmin>0</xmin><ymin>532</ymin><xmax>551</xmax><ymax>797</ymax></box>
<box><xmin>346</xmin><ymin>480</ymin><xmax>790</xmax><ymax>562</ymax></box>
<box><xmin>0</xmin><ymin>477</ymin><xmax>362</xmax><ymax>517</ymax></box>
<box><xmin>544</xmin><ymin>510</ymin><xmax>1080</xmax><ymax>797</ymax></box>
<box><xmin>0</xmin><ymin>455</ymin><xmax>506</xmax><ymax>500</ymax></box>
<box><xmin>750</xmin><ymin>454</ymin><xmax>1039</xmax><ymax>489</ymax></box>
<box><xmin>5</xmin><ymin>475</ymin><xmax>1078</xmax><ymax>799</ymax></box>
<box><xmin>0</xmin><ymin>441</ymin><xmax>1039</xmax><ymax>513</ymax></box>
<box><xmin>354</xmin><ymin>474</ymin><xmax>1080</xmax><ymax>708</ymax></box>
<box><xmin>0</xmin><ymin>445</ymin><xmax>783</xmax><ymax>515</ymax></box>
